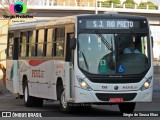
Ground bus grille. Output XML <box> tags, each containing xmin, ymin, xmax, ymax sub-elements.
<box><xmin>95</xmin><ymin>93</ymin><xmax>137</xmax><ymax>101</ymax></box>
<box><xmin>88</xmin><ymin>77</ymin><xmax>142</xmax><ymax>83</ymax></box>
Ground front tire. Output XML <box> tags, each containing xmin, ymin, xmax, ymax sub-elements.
<box><xmin>23</xmin><ymin>81</ymin><xmax>35</xmax><ymax>107</ymax></box>
<box><xmin>118</xmin><ymin>102</ymin><xmax>136</xmax><ymax>113</ymax></box>
<box><xmin>60</xmin><ymin>90</ymin><xmax>72</xmax><ymax>112</ymax></box>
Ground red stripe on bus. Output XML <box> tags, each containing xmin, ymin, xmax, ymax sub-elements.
<box><xmin>28</xmin><ymin>60</ymin><xmax>47</xmax><ymax>66</ymax></box>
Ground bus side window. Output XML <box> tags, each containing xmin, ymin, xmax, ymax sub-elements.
<box><xmin>55</xmin><ymin>27</ymin><xmax>65</xmax><ymax>57</ymax></box>
<box><xmin>28</xmin><ymin>30</ymin><xmax>36</xmax><ymax>57</ymax></box>
<box><xmin>20</xmin><ymin>32</ymin><xmax>27</xmax><ymax>57</ymax></box>
<box><xmin>26</xmin><ymin>31</ymin><xmax>29</xmax><ymax>57</ymax></box>
<box><xmin>8</xmin><ymin>33</ymin><xmax>14</xmax><ymax>57</ymax></box>
<box><xmin>43</xmin><ymin>29</ymin><xmax>48</xmax><ymax>57</ymax></box>
<box><xmin>46</xmin><ymin>28</ymin><xmax>54</xmax><ymax>57</ymax></box>
<box><xmin>37</xmin><ymin>29</ymin><xmax>45</xmax><ymax>57</ymax></box>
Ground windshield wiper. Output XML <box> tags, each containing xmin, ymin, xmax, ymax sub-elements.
<box><xmin>95</xmin><ymin>30</ymin><xmax>112</xmax><ymax>51</ymax></box>
<box><xmin>81</xmin><ymin>51</ymin><xmax>89</xmax><ymax>70</ymax></box>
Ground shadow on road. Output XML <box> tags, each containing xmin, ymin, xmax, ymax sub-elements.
<box><xmin>34</xmin><ymin>102</ymin><xmax>123</xmax><ymax>117</ymax></box>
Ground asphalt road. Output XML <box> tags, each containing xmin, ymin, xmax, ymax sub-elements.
<box><xmin>0</xmin><ymin>76</ymin><xmax>159</xmax><ymax>120</ymax></box>
<box><xmin>0</xmin><ymin>93</ymin><xmax>159</xmax><ymax>120</ymax></box>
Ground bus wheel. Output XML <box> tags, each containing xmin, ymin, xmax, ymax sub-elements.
<box><xmin>118</xmin><ymin>102</ymin><xmax>136</xmax><ymax>113</ymax></box>
<box><xmin>23</xmin><ymin>81</ymin><xmax>35</xmax><ymax>107</ymax></box>
<box><xmin>60</xmin><ymin>90</ymin><xmax>71</xmax><ymax>112</ymax></box>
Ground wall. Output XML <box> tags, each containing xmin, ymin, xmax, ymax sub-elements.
<box><xmin>0</xmin><ymin>19</ymin><xmax>8</xmax><ymax>78</ymax></box>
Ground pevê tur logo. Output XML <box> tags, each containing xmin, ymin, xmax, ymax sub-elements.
<box><xmin>10</xmin><ymin>2</ymin><xmax>27</xmax><ymax>14</ymax></box>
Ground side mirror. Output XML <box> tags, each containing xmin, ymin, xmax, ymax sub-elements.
<box><xmin>70</xmin><ymin>38</ymin><xmax>76</xmax><ymax>50</ymax></box>
<box><xmin>151</xmin><ymin>36</ymin><xmax>153</xmax><ymax>48</ymax></box>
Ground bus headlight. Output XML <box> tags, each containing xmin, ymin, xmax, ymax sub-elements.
<box><xmin>140</xmin><ymin>76</ymin><xmax>152</xmax><ymax>91</ymax></box>
<box><xmin>77</xmin><ymin>76</ymin><xmax>92</xmax><ymax>91</ymax></box>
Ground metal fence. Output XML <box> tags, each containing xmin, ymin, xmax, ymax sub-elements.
<box><xmin>1</xmin><ymin>0</ymin><xmax>160</xmax><ymax>10</ymax></box>
<box><xmin>26</xmin><ymin>0</ymin><xmax>160</xmax><ymax>10</ymax></box>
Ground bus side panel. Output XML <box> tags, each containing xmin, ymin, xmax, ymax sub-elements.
<box><xmin>19</xmin><ymin>81</ymin><xmax>23</xmax><ymax>96</ymax></box>
<box><xmin>49</xmin><ymin>61</ymin><xmax>66</xmax><ymax>100</ymax></box>
<box><xmin>18</xmin><ymin>60</ymin><xmax>64</xmax><ymax>100</ymax></box>
<box><xmin>33</xmin><ymin>60</ymin><xmax>48</xmax><ymax>98</ymax></box>
<box><xmin>6</xmin><ymin>60</ymin><xmax>14</xmax><ymax>93</ymax></box>
<box><xmin>19</xmin><ymin>60</ymin><xmax>25</xmax><ymax>96</ymax></box>
<box><xmin>47</xmin><ymin>60</ymin><xmax>57</xmax><ymax>100</ymax></box>
<box><xmin>19</xmin><ymin>60</ymin><xmax>38</xmax><ymax>97</ymax></box>
<box><xmin>32</xmin><ymin>60</ymin><xmax>65</xmax><ymax>100</ymax></box>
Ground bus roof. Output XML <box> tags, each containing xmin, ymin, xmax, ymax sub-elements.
<box><xmin>9</xmin><ymin>14</ymin><xmax>147</xmax><ymax>31</ymax></box>
<box><xmin>9</xmin><ymin>16</ymin><xmax>76</xmax><ymax>31</ymax></box>
<box><xmin>9</xmin><ymin>20</ymin><xmax>49</xmax><ymax>31</ymax></box>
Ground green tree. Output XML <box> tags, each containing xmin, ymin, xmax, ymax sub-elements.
<box><xmin>123</xmin><ymin>0</ymin><xmax>137</xmax><ymax>9</ymax></box>
<box><xmin>111</xmin><ymin>0</ymin><xmax>122</xmax><ymax>8</ymax></box>
<box><xmin>98</xmin><ymin>1</ymin><xmax>111</xmax><ymax>8</ymax></box>
<box><xmin>138</xmin><ymin>2</ymin><xmax>158</xmax><ymax>10</ymax></box>
<box><xmin>98</xmin><ymin>0</ymin><xmax>121</xmax><ymax>8</ymax></box>
<box><xmin>111</xmin><ymin>0</ymin><xmax>120</xmax><ymax>4</ymax></box>
<box><xmin>123</xmin><ymin>0</ymin><xmax>136</xmax><ymax>4</ymax></box>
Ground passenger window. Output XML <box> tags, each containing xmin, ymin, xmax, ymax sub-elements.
<box><xmin>29</xmin><ymin>30</ymin><xmax>36</xmax><ymax>57</ymax></box>
<box><xmin>20</xmin><ymin>32</ymin><xmax>27</xmax><ymax>57</ymax></box>
<box><xmin>8</xmin><ymin>33</ymin><xmax>14</xmax><ymax>57</ymax></box>
<box><xmin>46</xmin><ymin>28</ymin><xmax>54</xmax><ymax>57</ymax></box>
<box><xmin>37</xmin><ymin>29</ymin><xmax>44</xmax><ymax>56</ymax></box>
<box><xmin>55</xmin><ymin>28</ymin><xmax>65</xmax><ymax>57</ymax></box>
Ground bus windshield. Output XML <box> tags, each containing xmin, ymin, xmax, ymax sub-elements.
<box><xmin>78</xmin><ymin>32</ymin><xmax>150</xmax><ymax>75</ymax></box>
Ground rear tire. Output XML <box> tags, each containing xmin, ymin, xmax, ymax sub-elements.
<box><xmin>118</xmin><ymin>102</ymin><xmax>136</xmax><ymax>113</ymax></box>
<box><xmin>23</xmin><ymin>81</ymin><xmax>35</xmax><ymax>107</ymax></box>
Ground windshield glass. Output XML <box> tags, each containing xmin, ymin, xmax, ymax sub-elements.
<box><xmin>78</xmin><ymin>33</ymin><xmax>150</xmax><ymax>75</ymax></box>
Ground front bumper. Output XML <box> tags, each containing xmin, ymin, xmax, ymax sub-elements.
<box><xmin>73</xmin><ymin>87</ymin><xmax>153</xmax><ymax>103</ymax></box>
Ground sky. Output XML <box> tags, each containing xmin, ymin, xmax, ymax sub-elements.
<box><xmin>150</xmin><ymin>0</ymin><xmax>160</xmax><ymax>5</ymax></box>
<box><xmin>120</xmin><ymin>0</ymin><xmax>160</xmax><ymax>5</ymax></box>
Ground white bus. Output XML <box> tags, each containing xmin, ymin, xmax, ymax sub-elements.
<box><xmin>6</xmin><ymin>14</ymin><xmax>153</xmax><ymax>113</ymax></box>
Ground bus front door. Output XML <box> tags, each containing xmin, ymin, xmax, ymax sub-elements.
<box><xmin>12</xmin><ymin>32</ymin><xmax>20</xmax><ymax>97</ymax></box>
<box><xmin>65</xmin><ymin>33</ymin><xmax>75</xmax><ymax>102</ymax></box>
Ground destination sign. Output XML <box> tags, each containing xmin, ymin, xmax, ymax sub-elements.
<box><xmin>79</xmin><ymin>19</ymin><xmax>141</xmax><ymax>29</ymax></box>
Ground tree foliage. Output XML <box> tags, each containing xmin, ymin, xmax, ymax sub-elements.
<box><xmin>123</xmin><ymin>0</ymin><xmax>136</xmax><ymax>4</ymax></box>
<box><xmin>98</xmin><ymin>0</ymin><xmax>121</xmax><ymax>8</ymax></box>
<box><xmin>123</xmin><ymin>0</ymin><xmax>137</xmax><ymax>9</ymax></box>
<box><xmin>138</xmin><ymin>2</ymin><xmax>158</xmax><ymax>10</ymax></box>
<box><xmin>111</xmin><ymin>0</ymin><xmax>121</xmax><ymax>4</ymax></box>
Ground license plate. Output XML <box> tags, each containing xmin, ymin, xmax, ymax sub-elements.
<box><xmin>109</xmin><ymin>98</ymin><xmax>124</xmax><ymax>103</ymax></box>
